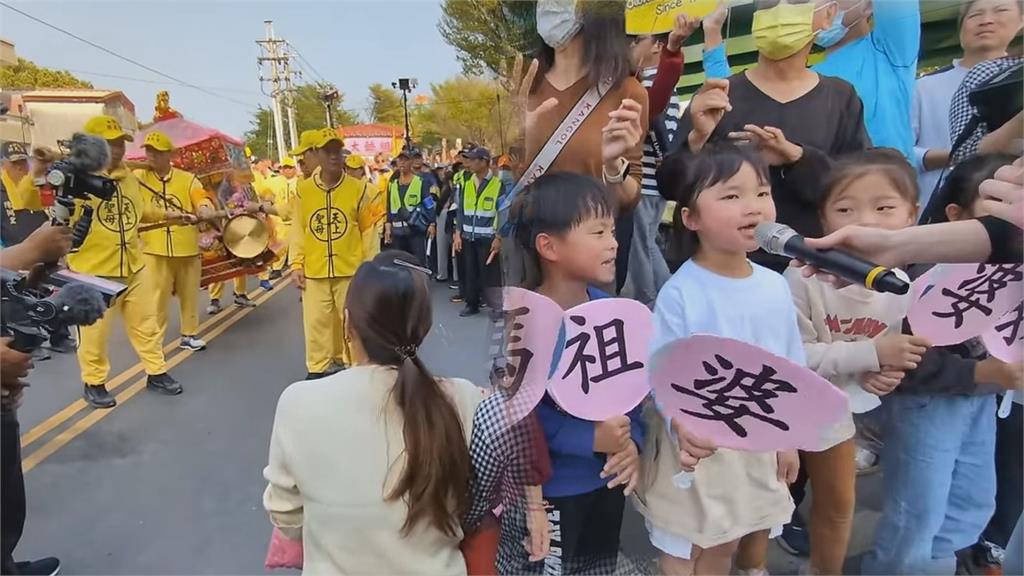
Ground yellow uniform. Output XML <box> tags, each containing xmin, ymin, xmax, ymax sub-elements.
<box><xmin>135</xmin><ymin>167</ymin><xmax>213</xmax><ymax>339</ymax></box>
<box><xmin>359</xmin><ymin>178</ymin><xmax>385</xmax><ymax>260</ymax></box>
<box><xmin>0</xmin><ymin>169</ymin><xmax>42</xmax><ymax>211</ymax></box>
<box><xmin>267</xmin><ymin>175</ymin><xmax>296</xmax><ymax>272</ymax></box>
<box><xmin>68</xmin><ymin>165</ymin><xmax>168</xmax><ymax>385</ymax></box>
<box><xmin>292</xmin><ymin>168</ymin><xmax>381</xmax><ymax>373</ymax></box>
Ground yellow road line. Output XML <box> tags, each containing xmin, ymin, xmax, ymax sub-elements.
<box><xmin>22</xmin><ymin>278</ymin><xmax>292</xmax><ymax>473</ymax></box>
<box><xmin>21</xmin><ymin>281</ymin><xmax>283</xmax><ymax>448</ymax></box>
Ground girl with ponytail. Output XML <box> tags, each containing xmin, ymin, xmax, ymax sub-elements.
<box><xmin>263</xmin><ymin>250</ymin><xmax>485</xmax><ymax>574</ymax></box>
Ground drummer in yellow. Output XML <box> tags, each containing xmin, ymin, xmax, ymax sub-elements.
<box><xmin>70</xmin><ymin>116</ymin><xmax>182</xmax><ymax>409</ymax></box>
<box><xmin>134</xmin><ymin>130</ymin><xmax>214</xmax><ymax>353</ymax></box>
<box><xmin>263</xmin><ymin>157</ymin><xmax>298</xmax><ymax>280</ymax></box>
<box><xmin>291</xmin><ymin>130</ymin><xmax>382</xmax><ymax>379</ymax></box>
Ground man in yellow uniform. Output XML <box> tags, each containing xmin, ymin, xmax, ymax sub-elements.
<box><xmin>70</xmin><ymin>116</ymin><xmax>181</xmax><ymax>408</ymax></box>
<box><xmin>0</xmin><ymin>142</ymin><xmax>42</xmax><ymax>212</ymax></box>
<box><xmin>291</xmin><ymin>130</ymin><xmax>381</xmax><ymax>380</ymax></box>
<box><xmin>344</xmin><ymin>154</ymin><xmax>385</xmax><ymax>260</ymax></box>
<box><xmin>262</xmin><ymin>157</ymin><xmax>297</xmax><ymax>281</ymax></box>
<box><xmin>135</xmin><ymin>130</ymin><xmax>214</xmax><ymax>352</ymax></box>
<box><xmin>290</xmin><ymin>130</ymin><xmax>322</xmax><ymax>180</ymax></box>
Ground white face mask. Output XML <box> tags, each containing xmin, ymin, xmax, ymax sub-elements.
<box><xmin>537</xmin><ymin>0</ymin><xmax>582</xmax><ymax>50</ymax></box>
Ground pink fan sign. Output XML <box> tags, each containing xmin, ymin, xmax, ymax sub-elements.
<box><xmin>649</xmin><ymin>335</ymin><xmax>850</xmax><ymax>452</ymax></box>
<box><xmin>983</xmin><ymin>301</ymin><xmax>1024</xmax><ymax>364</ymax></box>
<box><xmin>548</xmin><ymin>298</ymin><xmax>653</xmax><ymax>421</ymax></box>
<box><xmin>908</xmin><ymin>264</ymin><xmax>1024</xmax><ymax>346</ymax></box>
<box><xmin>496</xmin><ymin>287</ymin><xmax>563</xmax><ymax>425</ymax></box>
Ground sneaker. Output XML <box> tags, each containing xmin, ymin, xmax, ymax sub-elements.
<box><xmin>435</xmin><ymin>275</ymin><xmax>448</xmax><ymax>283</ymax></box>
<box><xmin>777</xmin><ymin>523</ymin><xmax>811</xmax><ymax>557</ymax></box>
<box><xmin>14</xmin><ymin>557</ymin><xmax>60</xmax><ymax>576</ymax></box>
<box><xmin>179</xmin><ymin>336</ymin><xmax>207</xmax><ymax>351</ymax></box>
<box><xmin>269</xmin><ymin>270</ymin><xmax>283</xmax><ymax>280</ymax></box>
<box><xmin>83</xmin><ymin>384</ymin><xmax>116</xmax><ymax>409</ymax></box>
<box><xmin>32</xmin><ymin>347</ymin><xmax>51</xmax><ymax>362</ymax></box>
<box><xmin>146</xmin><ymin>373</ymin><xmax>183</xmax><ymax>396</ymax></box>
<box><xmin>855</xmin><ymin>446</ymin><xmax>880</xmax><ymax>475</ymax></box>
<box><xmin>234</xmin><ymin>294</ymin><xmax>257</xmax><ymax>308</ymax></box>
<box><xmin>460</xmin><ymin>306</ymin><xmax>480</xmax><ymax>318</ymax></box>
<box><xmin>449</xmin><ymin>283</ymin><xmax>459</xmax><ymax>291</ymax></box>
<box><xmin>259</xmin><ymin>279</ymin><xmax>273</xmax><ymax>291</ymax></box>
<box><xmin>47</xmin><ymin>338</ymin><xmax>76</xmax><ymax>354</ymax></box>
<box><xmin>450</xmin><ymin>295</ymin><xmax>464</xmax><ymax>304</ymax></box>
<box><xmin>206</xmin><ymin>299</ymin><xmax>222</xmax><ymax>315</ymax></box>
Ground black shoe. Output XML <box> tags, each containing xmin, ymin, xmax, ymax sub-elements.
<box><xmin>450</xmin><ymin>295</ymin><xmax>464</xmax><ymax>304</ymax></box>
<box><xmin>31</xmin><ymin>347</ymin><xmax>51</xmax><ymax>362</ymax></box>
<box><xmin>47</xmin><ymin>338</ymin><xmax>76</xmax><ymax>354</ymax></box>
<box><xmin>146</xmin><ymin>373</ymin><xmax>182</xmax><ymax>395</ymax></box>
<box><xmin>460</xmin><ymin>306</ymin><xmax>480</xmax><ymax>317</ymax></box>
<box><xmin>269</xmin><ymin>270</ymin><xmax>283</xmax><ymax>280</ymax></box>
<box><xmin>83</xmin><ymin>384</ymin><xmax>116</xmax><ymax>409</ymax></box>
<box><xmin>14</xmin><ymin>557</ymin><xmax>60</xmax><ymax>576</ymax></box>
<box><xmin>305</xmin><ymin>372</ymin><xmax>327</xmax><ymax>380</ymax></box>
<box><xmin>448</xmin><ymin>283</ymin><xmax>459</xmax><ymax>291</ymax></box>
<box><xmin>777</xmin><ymin>522</ymin><xmax>811</xmax><ymax>557</ymax></box>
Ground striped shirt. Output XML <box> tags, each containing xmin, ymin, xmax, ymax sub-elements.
<box><xmin>640</xmin><ymin>66</ymin><xmax>681</xmax><ymax>197</ymax></box>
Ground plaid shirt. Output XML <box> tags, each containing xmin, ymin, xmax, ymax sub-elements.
<box><xmin>949</xmin><ymin>56</ymin><xmax>1023</xmax><ymax>164</ymax></box>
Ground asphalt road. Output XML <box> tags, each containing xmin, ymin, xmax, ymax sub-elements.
<box><xmin>13</xmin><ymin>273</ymin><xmax>883</xmax><ymax>574</ymax></box>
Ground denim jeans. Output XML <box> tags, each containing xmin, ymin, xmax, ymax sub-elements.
<box><xmin>863</xmin><ymin>394</ymin><xmax>997</xmax><ymax>575</ymax></box>
<box><xmin>626</xmin><ymin>195</ymin><xmax>671</xmax><ymax>307</ymax></box>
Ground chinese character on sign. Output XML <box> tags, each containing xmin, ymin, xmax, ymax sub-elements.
<box><xmin>503</xmin><ymin>305</ymin><xmax>535</xmax><ymax>395</ymax></box>
<box><xmin>561</xmin><ymin>315</ymin><xmax>644</xmax><ymax>395</ymax></box>
<box><xmin>671</xmin><ymin>354</ymin><xmax>798</xmax><ymax>438</ymax></box>
<box><xmin>934</xmin><ymin>265</ymin><xmax>1024</xmax><ymax>328</ymax></box>
<box><xmin>995</xmin><ymin>302</ymin><xmax>1024</xmax><ymax>346</ymax></box>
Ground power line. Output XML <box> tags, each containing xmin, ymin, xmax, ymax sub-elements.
<box><xmin>286</xmin><ymin>42</ymin><xmax>328</xmax><ymax>85</ymax></box>
<box><xmin>0</xmin><ymin>1</ymin><xmax>258</xmax><ymax>110</ymax></box>
<box><xmin>64</xmin><ymin>69</ymin><xmax>263</xmax><ymax>98</ymax></box>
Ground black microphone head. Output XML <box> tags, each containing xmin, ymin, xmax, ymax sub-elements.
<box><xmin>49</xmin><ymin>282</ymin><xmax>107</xmax><ymax>326</ymax></box>
<box><xmin>67</xmin><ymin>133</ymin><xmax>110</xmax><ymax>173</ymax></box>
<box><xmin>754</xmin><ymin>222</ymin><xmax>799</xmax><ymax>256</ymax></box>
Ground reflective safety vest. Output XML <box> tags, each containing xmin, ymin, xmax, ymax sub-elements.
<box><xmin>460</xmin><ymin>175</ymin><xmax>501</xmax><ymax>240</ymax></box>
<box><xmin>388</xmin><ymin>175</ymin><xmax>423</xmax><ymax>229</ymax></box>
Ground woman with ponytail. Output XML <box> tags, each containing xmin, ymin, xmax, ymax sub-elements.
<box><xmin>262</xmin><ymin>250</ymin><xmax>485</xmax><ymax>574</ymax></box>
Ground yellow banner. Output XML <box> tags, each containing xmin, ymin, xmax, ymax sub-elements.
<box><xmin>625</xmin><ymin>0</ymin><xmax>718</xmax><ymax>35</ymax></box>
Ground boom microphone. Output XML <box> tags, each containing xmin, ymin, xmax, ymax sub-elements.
<box><xmin>65</xmin><ymin>132</ymin><xmax>110</xmax><ymax>173</ymax></box>
<box><xmin>755</xmin><ymin>222</ymin><xmax>910</xmax><ymax>295</ymax></box>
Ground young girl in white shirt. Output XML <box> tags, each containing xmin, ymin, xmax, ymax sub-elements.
<box><xmin>638</xmin><ymin>143</ymin><xmax>803</xmax><ymax>576</ymax></box>
<box><xmin>783</xmin><ymin>148</ymin><xmax>927</xmax><ymax>575</ymax></box>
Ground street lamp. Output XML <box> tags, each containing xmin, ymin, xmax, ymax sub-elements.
<box><xmin>320</xmin><ymin>85</ymin><xmax>339</xmax><ymax>129</ymax></box>
<box><xmin>391</xmin><ymin>77</ymin><xmax>417</xmax><ymax>149</ymax></box>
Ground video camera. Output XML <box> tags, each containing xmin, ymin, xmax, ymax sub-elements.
<box><xmin>1</xmin><ymin>267</ymin><xmax>123</xmax><ymax>353</ymax></box>
<box><xmin>38</xmin><ymin>133</ymin><xmax>118</xmax><ymax>246</ymax></box>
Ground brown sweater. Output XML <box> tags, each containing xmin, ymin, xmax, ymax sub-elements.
<box><xmin>526</xmin><ymin>75</ymin><xmax>649</xmax><ymax>208</ymax></box>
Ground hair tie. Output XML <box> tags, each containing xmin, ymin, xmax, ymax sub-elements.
<box><xmin>396</xmin><ymin>344</ymin><xmax>418</xmax><ymax>360</ymax></box>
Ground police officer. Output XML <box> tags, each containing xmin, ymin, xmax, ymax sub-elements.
<box><xmin>384</xmin><ymin>148</ymin><xmax>436</xmax><ymax>266</ymax></box>
<box><xmin>452</xmin><ymin>147</ymin><xmax>504</xmax><ymax>317</ymax></box>
<box><xmin>70</xmin><ymin>116</ymin><xmax>181</xmax><ymax>408</ymax></box>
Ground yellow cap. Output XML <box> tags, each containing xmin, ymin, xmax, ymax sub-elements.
<box><xmin>289</xmin><ymin>130</ymin><xmax>320</xmax><ymax>156</ymax></box>
<box><xmin>142</xmin><ymin>130</ymin><xmax>174</xmax><ymax>152</ymax></box>
<box><xmin>344</xmin><ymin>154</ymin><xmax>366</xmax><ymax>169</ymax></box>
<box><xmin>280</xmin><ymin>157</ymin><xmax>296</xmax><ymax>168</ymax></box>
<box><xmin>316</xmin><ymin>128</ymin><xmax>343</xmax><ymax>149</ymax></box>
<box><xmin>83</xmin><ymin>115</ymin><xmax>133</xmax><ymax>142</ymax></box>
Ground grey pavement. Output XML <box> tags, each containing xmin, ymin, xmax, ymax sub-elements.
<box><xmin>14</xmin><ymin>275</ymin><xmax>883</xmax><ymax>574</ymax></box>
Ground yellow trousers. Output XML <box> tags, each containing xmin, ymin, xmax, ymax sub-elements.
<box><xmin>209</xmin><ymin>276</ymin><xmax>247</xmax><ymax>301</ymax></box>
<box><xmin>146</xmin><ymin>254</ymin><xmax>201</xmax><ymax>337</ymax></box>
<box><xmin>78</xmin><ymin>270</ymin><xmax>167</xmax><ymax>385</ymax></box>
<box><xmin>302</xmin><ymin>277</ymin><xmax>352</xmax><ymax>373</ymax></box>
<box><xmin>273</xmin><ymin>220</ymin><xmax>291</xmax><ymax>272</ymax></box>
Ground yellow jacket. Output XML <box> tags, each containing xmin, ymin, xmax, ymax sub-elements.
<box><xmin>134</xmin><ymin>167</ymin><xmax>213</xmax><ymax>258</ymax></box>
<box><xmin>1</xmin><ymin>168</ymin><xmax>43</xmax><ymax>211</ymax></box>
<box><xmin>67</xmin><ymin>165</ymin><xmax>158</xmax><ymax>277</ymax></box>
<box><xmin>291</xmin><ymin>169</ymin><xmax>382</xmax><ymax>279</ymax></box>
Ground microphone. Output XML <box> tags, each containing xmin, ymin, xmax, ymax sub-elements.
<box><xmin>755</xmin><ymin>222</ymin><xmax>910</xmax><ymax>295</ymax></box>
<box><xmin>66</xmin><ymin>133</ymin><xmax>110</xmax><ymax>173</ymax></box>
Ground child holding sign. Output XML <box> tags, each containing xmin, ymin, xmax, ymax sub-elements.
<box><xmin>639</xmin><ymin>143</ymin><xmax>802</xmax><ymax>575</ymax></box>
<box><xmin>783</xmin><ymin>148</ymin><xmax>925</xmax><ymax>575</ymax></box>
<box><xmin>509</xmin><ymin>173</ymin><xmax>645</xmax><ymax>574</ymax></box>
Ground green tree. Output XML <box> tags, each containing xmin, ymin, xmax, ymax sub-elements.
<box><xmin>244</xmin><ymin>83</ymin><xmax>359</xmax><ymax>160</ymax></box>
<box><xmin>418</xmin><ymin>76</ymin><xmax>514</xmax><ymax>153</ymax></box>
<box><xmin>0</xmin><ymin>58</ymin><xmax>93</xmax><ymax>89</ymax></box>
<box><xmin>438</xmin><ymin>0</ymin><xmax>539</xmax><ymax>77</ymax></box>
<box><xmin>367</xmin><ymin>83</ymin><xmax>406</xmax><ymax>126</ymax></box>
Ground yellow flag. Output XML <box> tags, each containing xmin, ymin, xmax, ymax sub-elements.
<box><xmin>625</xmin><ymin>0</ymin><xmax>718</xmax><ymax>35</ymax></box>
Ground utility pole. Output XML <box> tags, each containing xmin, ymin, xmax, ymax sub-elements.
<box><xmin>256</xmin><ymin>20</ymin><xmax>288</xmax><ymax>162</ymax></box>
<box><xmin>281</xmin><ymin>44</ymin><xmax>300</xmax><ymax>152</ymax></box>
<box><xmin>391</xmin><ymin>78</ymin><xmax>417</xmax><ymax>149</ymax></box>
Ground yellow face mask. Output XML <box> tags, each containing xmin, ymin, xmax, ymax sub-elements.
<box><xmin>752</xmin><ymin>2</ymin><xmax>818</xmax><ymax>61</ymax></box>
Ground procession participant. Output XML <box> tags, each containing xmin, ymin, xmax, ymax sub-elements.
<box><xmin>0</xmin><ymin>142</ymin><xmax>41</xmax><ymax>212</ymax></box>
<box><xmin>291</xmin><ymin>129</ymin><xmax>380</xmax><ymax>380</ymax></box>
<box><xmin>344</xmin><ymin>154</ymin><xmax>384</xmax><ymax>260</ymax></box>
<box><xmin>70</xmin><ymin>115</ymin><xmax>181</xmax><ymax>409</ymax></box>
<box><xmin>384</xmin><ymin>148</ymin><xmax>437</xmax><ymax>266</ymax></box>
<box><xmin>263</xmin><ymin>156</ymin><xmax>299</xmax><ymax>280</ymax></box>
<box><xmin>253</xmin><ymin>161</ymin><xmax>288</xmax><ymax>291</ymax></box>
<box><xmin>290</xmin><ymin>130</ymin><xmax>323</xmax><ymax>179</ymax></box>
<box><xmin>135</xmin><ymin>130</ymin><xmax>214</xmax><ymax>352</ymax></box>
<box><xmin>207</xmin><ymin>169</ymin><xmax>266</xmax><ymax>313</ymax></box>
<box><xmin>452</xmin><ymin>147</ymin><xmax>504</xmax><ymax>318</ymax></box>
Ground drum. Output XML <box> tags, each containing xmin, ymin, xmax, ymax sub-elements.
<box><xmin>222</xmin><ymin>214</ymin><xmax>270</xmax><ymax>259</ymax></box>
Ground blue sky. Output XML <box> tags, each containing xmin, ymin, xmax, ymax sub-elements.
<box><xmin>1</xmin><ymin>0</ymin><xmax>463</xmax><ymax>137</ymax></box>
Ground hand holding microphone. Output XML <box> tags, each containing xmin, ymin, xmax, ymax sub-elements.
<box><xmin>755</xmin><ymin>222</ymin><xmax>910</xmax><ymax>294</ymax></box>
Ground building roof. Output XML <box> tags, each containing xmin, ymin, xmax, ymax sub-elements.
<box><xmin>21</xmin><ymin>89</ymin><xmax>136</xmax><ymax>115</ymax></box>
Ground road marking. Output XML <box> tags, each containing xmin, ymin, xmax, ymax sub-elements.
<box><xmin>22</xmin><ymin>277</ymin><xmax>292</xmax><ymax>473</ymax></box>
<box><xmin>21</xmin><ymin>280</ymin><xmax>286</xmax><ymax>449</ymax></box>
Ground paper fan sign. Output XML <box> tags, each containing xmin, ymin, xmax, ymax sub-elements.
<box><xmin>496</xmin><ymin>288</ymin><xmax>653</xmax><ymax>424</ymax></box>
<box><xmin>625</xmin><ymin>0</ymin><xmax>718</xmax><ymax>35</ymax></box>
<box><xmin>649</xmin><ymin>335</ymin><xmax>849</xmax><ymax>452</ymax></box>
<box><xmin>983</xmin><ymin>301</ymin><xmax>1024</xmax><ymax>364</ymax></box>
<box><xmin>908</xmin><ymin>264</ymin><xmax>1023</xmax><ymax>346</ymax></box>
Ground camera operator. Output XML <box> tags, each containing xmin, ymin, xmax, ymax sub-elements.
<box><xmin>68</xmin><ymin>116</ymin><xmax>181</xmax><ymax>409</ymax></box>
<box><xmin>1</xmin><ymin>223</ymin><xmax>72</xmax><ymax>576</ymax></box>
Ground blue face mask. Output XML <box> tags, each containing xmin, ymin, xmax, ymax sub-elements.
<box><xmin>815</xmin><ymin>10</ymin><xmax>847</xmax><ymax>48</ymax></box>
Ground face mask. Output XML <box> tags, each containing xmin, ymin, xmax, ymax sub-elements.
<box><xmin>752</xmin><ymin>2</ymin><xmax>818</xmax><ymax>61</ymax></box>
<box><xmin>537</xmin><ymin>0</ymin><xmax>582</xmax><ymax>50</ymax></box>
<box><xmin>815</xmin><ymin>10</ymin><xmax>847</xmax><ymax>47</ymax></box>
